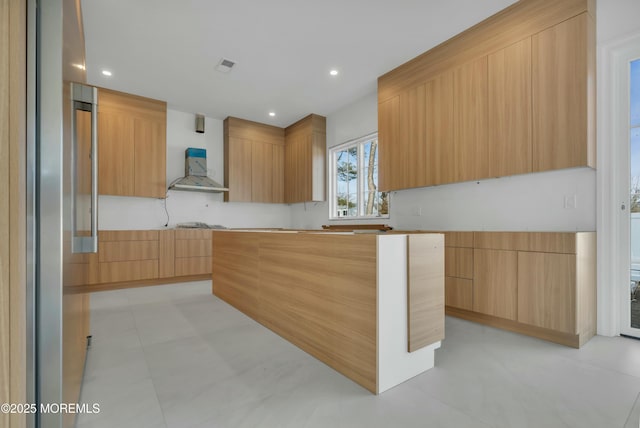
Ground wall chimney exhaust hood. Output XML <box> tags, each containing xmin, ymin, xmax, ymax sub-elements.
<box><xmin>168</xmin><ymin>148</ymin><xmax>228</xmax><ymax>193</ymax></box>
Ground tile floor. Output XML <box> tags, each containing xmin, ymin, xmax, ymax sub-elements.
<box><xmin>77</xmin><ymin>281</ymin><xmax>640</xmax><ymax>428</ymax></box>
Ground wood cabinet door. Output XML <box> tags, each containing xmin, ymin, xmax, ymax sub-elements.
<box><xmin>517</xmin><ymin>252</ymin><xmax>576</xmax><ymax>333</ymax></box>
<box><xmin>284</xmin><ymin>134</ymin><xmax>311</xmax><ymax>203</ymax></box>
<box><xmin>445</xmin><ymin>277</ymin><xmax>473</xmax><ymax>311</ymax></box>
<box><xmin>98</xmin><ymin>110</ymin><xmax>135</xmax><ymax>196</ymax></box>
<box><xmin>272</xmin><ymin>144</ymin><xmax>285</xmax><ymax>203</ymax></box>
<box><xmin>425</xmin><ymin>72</ymin><xmax>455</xmax><ymax>186</ymax></box>
<box><xmin>454</xmin><ymin>57</ymin><xmax>488</xmax><ymax>183</ymax></box>
<box><xmin>532</xmin><ymin>13</ymin><xmax>591</xmax><ymax>171</ymax></box>
<box><xmin>134</xmin><ymin>116</ymin><xmax>166</xmax><ymax>198</ymax></box>
<box><xmin>377</xmin><ymin>96</ymin><xmax>399</xmax><ymax>191</ymax></box>
<box><xmin>399</xmin><ymin>84</ymin><xmax>425</xmax><ymax>189</ymax></box>
<box><xmin>473</xmin><ymin>248</ymin><xmax>517</xmax><ymax>320</ymax></box>
<box><xmin>251</xmin><ymin>141</ymin><xmax>274</xmax><ymax>203</ymax></box>
<box><xmin>488</xmin><ymin>37</ymin><xmax>532</xmax><ymax>177</ymax></box>
<box><xmin>445</xmin><ymin>247</ymin><xmax>473</xmax><ymax>279</ymax></box>
<box><xmin>226</xmin><ymin>137</ymin><xmax>252</xmax><ymax>202</ymax></box>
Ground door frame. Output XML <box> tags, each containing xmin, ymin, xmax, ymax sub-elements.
<box><xmin>598</xmin><ymin>31</ymin><xmax>640</xmax><ymax>337</ymax></box>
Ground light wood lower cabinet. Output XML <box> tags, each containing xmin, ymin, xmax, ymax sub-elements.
<box><xmin>442</xmin><ymin>231</ymin><xmax>596</xmax><ymax>348</ymax></box>
<box><xmin>473</xmin><ymin>249</ymin><xmax>517</xmax><ymax>321</ymax></box>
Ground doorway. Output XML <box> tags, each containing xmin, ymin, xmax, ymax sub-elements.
<box><xmin>626</xmin><ymin>58</ymin><xmax>640</xmax><ymax>336</ymax></box>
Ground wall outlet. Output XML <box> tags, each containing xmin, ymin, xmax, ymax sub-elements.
<box><xmin>564</xmin><ymin>195</ymin><xmax>577</xmax><ymax>209</ymax></box>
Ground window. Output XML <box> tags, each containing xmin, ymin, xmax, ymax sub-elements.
<box><xmin>329</xmin><ymin>133</ymin><xmax>389</xmax><ymax>219</ymax></box>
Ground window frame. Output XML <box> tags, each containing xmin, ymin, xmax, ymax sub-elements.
<box><xmin>328</xmin><ymin>132</ymin><xmax>389</xmax><ymax>220</ymax></box>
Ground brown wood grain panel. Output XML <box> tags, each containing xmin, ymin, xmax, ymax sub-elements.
<box><xmin>532</xmin><ymin>13</ymin><xmax>591</xmax><ymax>171</ymax></box>
<box><xmin>576</xmin><ymin>232</ymin><xmax>596</xmax><ymax>345</ymax></box>
<box><xmin>159</xmin><ymin>230</ymin><xmax>175</xmax><ymax>278</ymax></box>
<box><xmin>258</xmin><ymin>233</ymin><xmax>377</xmax><ymax>393</ymax></box>
<box><xmin>98</xmin><ymin>240</ymin><xmax>159</xmax><ymax>262</ymax></box>
<box><xmin>212</xmin><ymin>232</ymin><xmax>260</xmax><ymax>320</ymax></box>
<box><xmin>97</xmin><ymin>87</ymin><xmax>166</xmax><ymax>120</ymax></box>
<box><xmin>98</xmin><ymin>110</ymin><xmax>135</xmax><ymax>196</ymax></box>
<box><xmin>272</xmin><ymin>144</ymin><xmax>285</xmax><ymax>203</ymax></box>
<box><xmin>401</xmin><ymin>84</ymin><xmax>426</xmax><ymax>189</ymax></box>
<box><xmin>517</xmin><ymin>252</ymin><xmax>576</xmax><ymax>333</ymax></box>
<box><xmin>66</xmin><ymin>274</ymin><xmax>210</xmax><ymax>294</ymax></box>
<box><xmin>378</xmin><ymin>96</ymin><xmax>400</xmax><ymax>191</ymax></box>
<box><xmin>98</xmin><ymin>260</ymin><xmax>158</xmax><ymax>283</ymax></box>
<box><xmin>378</xmin><ymin>0</ymin><xmax>589</xmax><ymax>102</ymax></box>
<box><xmin>454</xmin><ymin>57</ymin><xmax>488</xmax><ymax>182</ymax></box>
<box><xmin>62</xmin><ymin>293</ymin><xmax>89</xmax><ymax>428</ymax></box>
<box><xmin>443</xmin><ymin>231</ymin><xmax>474</xmax><ymax>248</ymax></box>
<box><xmin>251</xmin><ymin>141</ymin><xmax>273</xmax><ymax>203</ymax></box>
<box><xmin>311</xmin><ymin>129</ymin><xmax>326</xmax><ymax>202</ymax></box>
<box><xmin>445</xmin><ymin>247</ymin><xmax>473</xmax><ymax>279</ymax></box>
<box><xmin>175</xmin><ymin>257</ymin><xmax>212</xmax><ymax>276</ymax></box>
<box><xmin>99</xmin><ymin>230</ymin><xmax>159</xmax><ymax>241</ymax></box>
<box><xmin>225</xmin><ymin>116</ymin><xmax>285</xmax><ymax>146</ymax></box>
<box><xmin>425</xmin><ymin>72</ymin><xmax>455</xmax><ymax>186</ymax></box>
<box><xmin>488</xmin><ymin>38</ymin><xmax>532</xmax><ymax>177</ymax></box>
<box><xmin>445</xmin><ymin>277</ymin><xmax>473</xmax><ymax>311</ymax></box>
<box><xmin>174</xmin><ymin>229</ymin><xmax>211</xmax><ymax>240</ymax></box>
<box><xmin>7</xmin><ymin>0</ymin><xmax>27</xmax><ymax>423</ymax></box>
<box><xmin>134</xmin><ymin>115</ymin><xmax>166</xmax><ymax>198</ymax></box>
<box><xmin>175</xmin><ymin>239</ymin><xmax>212</xmax><ymax>258</ymax></box>
<box><xmin>284</xmin><ymin>132</ymin><xmax>311</xmax><ymax>203</ymax></box>
<box><xmin>527</xmin><ymin>233</ymin><xmax>576</xmax><ymax>254</ymax></box>
<box><xmin>473</xmin><ymin>249</ymin><xmax>517</xmax><ymax>320</ymax></box>
<box><xmin>474</xmin><ymin>232</ymin><xmax>528</xmax><ymax>251</ymax></box>
<box><xmin>225</xmin><ymin>136</ymin><xmax>252</xmax><ymax>202</ymax></box>
<box><xmin>407</xmin><ymin>234</ymin><xmax>444</xmax><ymax>352</ymax></box>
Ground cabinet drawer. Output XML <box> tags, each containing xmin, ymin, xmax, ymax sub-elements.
<box><xmin>174</xmin><ymin>229</ymin><xmax>212</xmax><ymax>240</ymax></box>
<box><xmin>175</xmin><ymin>239</ymin><xmax>212</xmax><ymax>258</ymax></box>
<box><xmin>474</xmin><ymin>232</ymin><xmax>528</xmax><ymax>251</ymax></box>
<box><xmin>445</xmin><ymin>277</ymin><xmax>472</xmax><ymax>311</ymax></box>
<box><xmin>99</xmin><ymin>241</ymin><xmax>159</xmax><ymax>262</ymax></box>
<box><xmin>175</xmin><ymin>257</ymin><xmax>212</xmax><ymax>276</ymax></box>
<box><xmin>98</xmin><ymin>260</ymin><xmax>158</xmax><ymax>283</ymax></box>
<box><xmin>99</xmin><ymin>230</ymin><xmax>159</xmax><ymax>242</ymax></box>
<box><xmin>445</xmin><ymin>247</ymin><xmax>473</xmax><ymax>279</ymax></box>
<box><xmin>443</xmin><ymin>232</ymin><xmax>474</xmax><ymax>248</ymax></box>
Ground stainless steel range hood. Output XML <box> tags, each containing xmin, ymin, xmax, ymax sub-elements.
<box><xmin>168</xmin><ymin>148</ymin><xmax>228</xmax><ymax>193</ymax></box>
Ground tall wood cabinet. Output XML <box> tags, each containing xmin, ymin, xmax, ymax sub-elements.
<box><xmin>377</xmin><ymin>0</ymin><xmax>595</xmax><ymax>192</ymax></box>
<box><xmin>98</xmin><ymin>88</ymin><xmax>167</xmax><ymax>198</ymax></box>
<box><xmin>284</xmin><ymin>114</ymin><xmax>326</xmax><ymax>203</ymax></box>
<box><xmin>223</xmin><ymin>114</ymin><xmax>326</xmax><ymax>204</ymax></box>
<box><xmin>223</xmin><ymin>117</ymin><xmax>285</xmax><ymax>203</ymax></box>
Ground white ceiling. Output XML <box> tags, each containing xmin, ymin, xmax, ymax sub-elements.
<box><xmin>81</xmin><ymin>0</ymin><xmax>517</xmax><ymax>127</ymax></box>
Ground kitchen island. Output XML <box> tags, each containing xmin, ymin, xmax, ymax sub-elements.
<box><xmin>211</xmin><ymin>230</ymin><xmax>444</xmax><ymax>394</ymax></box>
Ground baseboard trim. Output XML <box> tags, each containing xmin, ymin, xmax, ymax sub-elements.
<box><xmin>64</xmin><ymin>274</ymin><xmax>211</xmax><ymax>294</ymax></box>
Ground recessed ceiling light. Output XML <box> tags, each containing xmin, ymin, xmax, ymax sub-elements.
<box><xmin>329</xmin><ymin>69</ymin><xmax>339</xmax><ymax>76</ymax></box>
<box><xmin>268</xmin><ymin>112</ymin><xmax>276</xmax><ymax>117</ymax></box>
<box><xmin>101</xmin><ymin>70</ymin><xmax>112</xmax><ymax>77</ymax></box>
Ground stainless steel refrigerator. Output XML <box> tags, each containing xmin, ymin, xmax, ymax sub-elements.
<box><xmin>31</xmin><ymin>0</ymin><xmax>97</xmax><ymax>427</ymax></box>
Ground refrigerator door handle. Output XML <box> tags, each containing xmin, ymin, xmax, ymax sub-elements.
<box><xmin>70</xmin><ymin>83</ymin><xmax>98</xmax><ymax>254</ymax></box>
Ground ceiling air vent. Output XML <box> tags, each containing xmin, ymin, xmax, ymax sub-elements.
<box><xmin>216</xmin><ymin>58</ymin><xmax>236</xmax><ymax>73</ymax></box>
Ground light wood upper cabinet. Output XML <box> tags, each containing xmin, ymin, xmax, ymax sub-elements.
<box><xmin>377</xmin><ymin>0</ymin><xmax>595</xmax><ymax>192</ymax></box>
<box><xmin>223</xmin><ymin>117</ymin><xmax>285</xmax><ymax>203</ymax></box>
<box><xmin>454</xmin><ymin>57</ymin><xmax>489</xmax><ymax>183</ymax></box>
<box><xmin>425</xmin><ymin>72</ymin><xmax>455</xmax><ymax>187</ymax></box>
<box><xmin>98</xmin><ymin>88</ymin><xmax>167</xmax><ymax>198</ymax></box>
<box><xmin>488</xmin><ymin>38</ymin><xmax>532</xmax><ymax>177</ymax></box>
<box><xmin>532</xmin><ymin>12</ymin><xmax>595</xmax><ymax>171</ymax></box>
<box><xmin>225</xmin><ymin>136</ymin><xmax>252</xmax><ymax>202</ymax></box>
<box><xmin>284</xmin><ymin>114</ymin><xmax>326</xmax><ymax>203</ymax></box>
<box><xmin>378</xmin><ymin>96</ymin><xmax>400</xmax><ymax>191</ymax></box>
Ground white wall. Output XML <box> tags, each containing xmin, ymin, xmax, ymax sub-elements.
<box><xmin>99</xmin><ymin>109</ymin><xmax>292</xmax><ymax>230</ymax></box>
<box><xmin>291</xmin><ymin>93</ymin><xmax>596</xmax><ymax>232</ymax></box>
